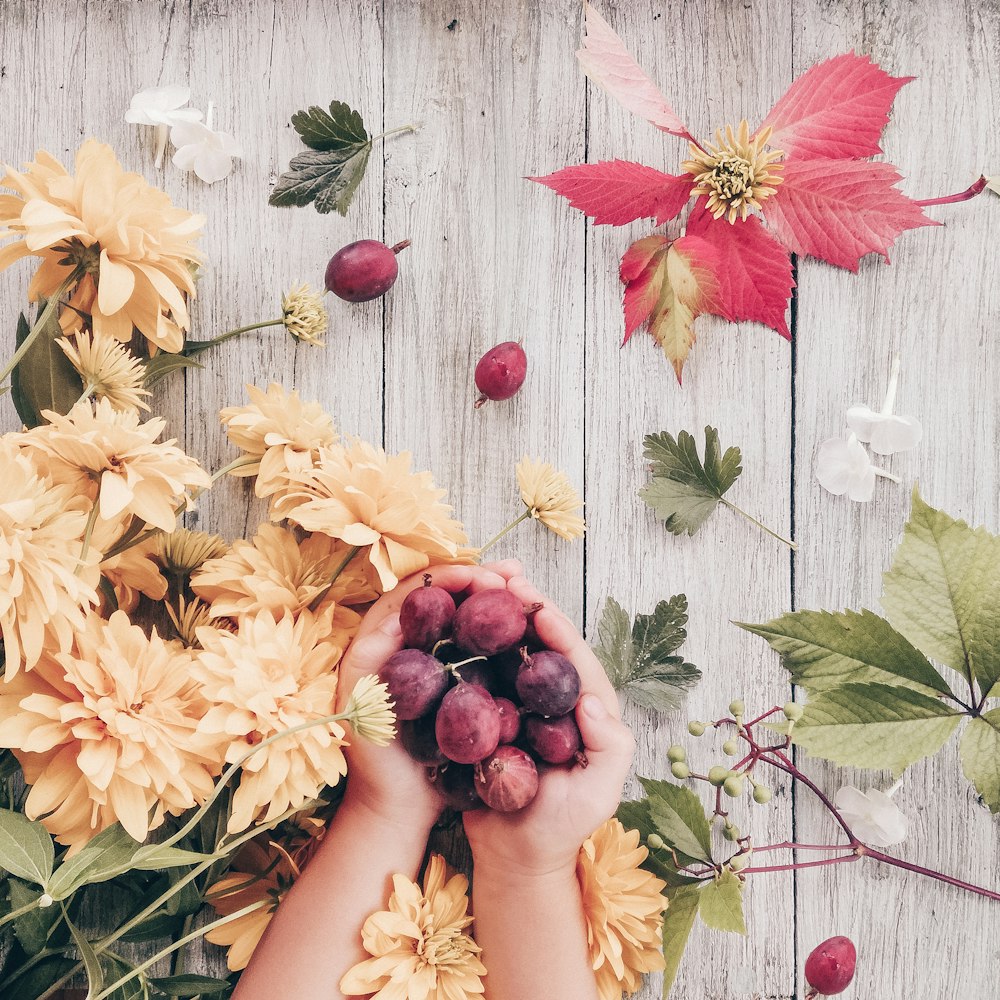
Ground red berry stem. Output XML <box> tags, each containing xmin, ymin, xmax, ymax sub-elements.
<box><xmin>390</xmin><ymin>239</ymin><xmax>411</xmax><ymax>254</ymax></box>
<box><xmin>857</xmin><ymin>846</ymin><xmax>1000</xmax><ymax>903</ymax></box>
<box><xmin>752</xmin><ymin>842</ymin><xmax>850</xmax><ymax>854</ymax></box>
<box><xmin>915</xmin><ymin>175</ymin><xmax>988</xmax><ymax>207</ymax></box>
<box><xmin>740</xmin><ymin>854</ymin><xmax>858</xmax><ymax>876</ymax></box>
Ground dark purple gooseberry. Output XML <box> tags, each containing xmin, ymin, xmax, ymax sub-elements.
<box><xmin>400</xmin><ymin>716</ymin><xmax>447</xmax><ymax>767</ymax></box>
<box><xmin>495</xmin><ymin>697</ymin><xmax>522</xmax><ymax>744</ymax></box>
<box><xmin>524</xmin><ymin>713</ymin><xmax>584</xmax><ymax>765</ymax></box>
<box><xmin>399</xmin><ymin>574</ymin><xmax>456</xmax><ymax>651</ymax></box>
<box><xmin>325</xmin><ymin>239</ymin><xmax>409</xmax><ymax>302</ymax></box>
<box><xmin>474</xmin><ymin>341</ymin><xmax>528</xmax><ymax>408</ymax></box>
<box><xmin>451</xmin><ymin>589</ymin><xmax>528</xmax><ymax>658</ymax></box>
<box><xmin>435</xmin><ymin>682</ymin><xmax>501</xmax><ymax>764</ymax></box>
<box><xmin>436</xmin><ymin>764</ymin><xmax>484</xmax><ymax>812</ymax></box>
<box><xmin>378</xmin><ymin>648</ymin><xmax>448</xmax><ymax>720</ymax></box>
<box><xmin>475</xmin><ymin>746</ymin><xmax>539</xmax><ymax>812</ymax></box>
<box><xmin>516</xmin><ymin>649</ymin><xmax>581</xmax><ymax>717</ymax></box>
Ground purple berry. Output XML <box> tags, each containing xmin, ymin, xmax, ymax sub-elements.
<box><xmin>495</xmin><ymin>697</ymin><xmax>521</xmax><ymax>744</ymax></box>
<box><xmin>475</xmin><ymin>746</ymin><xmax>538</xmax><ymax>812</ymax></box>
<box><xmin>451</xmin><ymin>590</ymin><xmax>528</xmax><ymax>657</ymax></box>
<box><xmin>474</xmin><ymin>341</ymin><xmax>527</xmax><ymax>408</ymax></box>
<box><xmin>516</xmin><ymin>649</ymin><xmax>581</xmax><ymax>717</ymax></box>
<box><xmin>325</xmin><ymin>239</ymin><xmax>409</xmax><ymax>302</ymax></box>
<box><xmin>399</xmin><ymin>574</ymin><xmax>456</xmax><ymax>651</ymax></box>
<box><xmin>436</xmin><ymin>764</ymin><xmax>483</xmax><ymax>812</ymax></box>
<box><xmin>378</xmin><ymin>648</ymin><xmax>448</xmax><ymax>720</ymax></box>
<box><xmin>400</xmin><ymin>716</ymin><xmax>447</xmax><ymax>766</ymax></box>
<box><xmin>435</xmin><ymin>683</ymin><xmax>501</xmax><ymax>764</ymax></box>
<box><xmin>524</xmin><ymin>714</ymin><xmax>584</xmax><ymax>765</ymax></box>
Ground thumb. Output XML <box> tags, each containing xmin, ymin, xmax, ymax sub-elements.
<box><xmin>346</xmin><ymin>613</ymin><xmax>403</xmax><ymax>676</ymax></box>
<box><xmin>575</xmin><ymin>693</ymin><xmax>635</xmax><ymax>771</ymax></box>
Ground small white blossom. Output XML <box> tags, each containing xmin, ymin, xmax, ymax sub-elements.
<box><xmin>124</xmin><ymin>84</ymin><xmax>202</xmax><ymax>127</ymax></box>
<box><xmin>816</xmin><ymin>434</ymin><xmax>879</xmax><ymax>501</ymax></box>
<box><xmin>845</xmin><ymin>356</ymin><xmax>922</xmax><ymax>455</ymax></box>
<box><xmin>170</xmin><ymin>121</ymin><xmax>242</xmax><ymax>184</ymax></box>
<box><xmin>835</xmin><ymin>785</ymin><xmax>908</xmax><ymax>847</ymax></box>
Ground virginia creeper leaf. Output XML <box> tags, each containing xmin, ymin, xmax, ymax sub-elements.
<box><xmin>960</xmin><ymin>710</ymin><xmax>1000</xmax><ymax>813</ymax></box>
<box><xmin>577</xmin><ymin>1</ymin><xmax>693</xmax><ymax>140</ymax></box>
<box><xmin>640</xmin><ymin>427</ymin><xmax>741</xmax><ymax>536</ymax></box>
<box><xmin>757</xmin><ymin>53</ymin><xmax>913</xmax><ymax>161</ymax></box>
<box><xmin>685</xmin><ymin>200</ymin><xmax>794</xmax><ymax>338</ymax></box>
<box><xmin>11</xmin><ymin>304</ymin><xmax>83</xmax><ymax>429</ymax></box>
<box><xmin>697</xmin><ymin>869</ymin><xmax>746</xmax><ymax>934</ymax></box>
<box><xmin>660</xmin><ymin>884</ymin><xmax>701</xmax><ymax>997</ymax></box>
<box><xmin>638</xmin><ymin>777</ymin><xmax>713</xmax><ymax>864</ymax></box>
<box><xmin>0</xmin><ymin>808</ymin><xmax>54</xmax><ymax>886</ymax></box>
<box><xmin>776</xmin><ymin>682</ymin><xmax>963</xmax><ymax>776</ymax></box>
<box><xmin>881</xmin><ymin>489</ymin><xmax>1000</xmax><ymax>699</ymax></box>
<box><xmin>530</xmin><ymin>160</ymin><xmax>692</xmax><ymax>226</ymax></box>
<box><xmin>738</xmin><ymin>608</ymin><xmax>954</xmax><ymax>698</ymax></box>
<box><xmin>760</xmin><ymin>159</ymin><xmax>938</xmax><ymax>271</ymax></box>
<box><xmin>621</xmin><ymin>235</ymin><xmax>670</xmax><ymax>343</ymax></box>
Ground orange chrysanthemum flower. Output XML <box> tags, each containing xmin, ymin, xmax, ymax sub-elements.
<box><xmin>0</xmin><ymin>140</ymin><xmax>203</xmax><ymax>353</ymax></box>
<box><xmin>577</xmin><ymin>818</ymin><xmax>668</xmax><ymax>1000</ymax></box>
<box><xmin>0</xmin><ymin>610</ymin><xmax>222</xmax><ymax>850</ymax></box>
<box><xmin>275</xmin><ymin>440</ymin><xmax>471</xmax><ymax>591</ymax></box>
<box><xmin>0</xmin><ymin>436</ymin><xmax>99</xmax><ymax>675</ymax></box>
<box><xmin>97</xmin><ymin>530</ymin><xmax>168</xmax><ymax>613</ymax></box>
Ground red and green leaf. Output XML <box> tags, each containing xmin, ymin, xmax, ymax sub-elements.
<box><xmin>757</xmin><ymin>53</ymin><xmax>913</xmax><ymax>161</ymax></box>
<box><xmin>530</xmin><ymin>160</ymin><xmax>693</xmax><ymax>226</ymax></box>
<box><xmin>761</xmin><ymin>159</ymin><xmax>939</xmax><ymax>271</ymax></box>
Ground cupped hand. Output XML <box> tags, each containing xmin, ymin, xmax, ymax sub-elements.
<box><xmin>463</xmin><ymin>575</ymin><xmax>636</xmax><ymax>878</ymax></box>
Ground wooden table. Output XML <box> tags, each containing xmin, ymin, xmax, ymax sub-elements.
<box><xmin>2</xmin><ymin>1</ymin><xmax>997</xmax><ymax>997</ymax></box>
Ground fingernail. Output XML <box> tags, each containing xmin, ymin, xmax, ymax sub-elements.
<box><xmin>378</xmin><ymin>614</ymin><xmax>402</xmax><ymax>637</ymax></box>
<box><xmin>582</xmin><ymin>694</ymin><xmax>608</xmax><ymax>720</ymax></box>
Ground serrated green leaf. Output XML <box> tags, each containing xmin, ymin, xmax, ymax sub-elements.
<box><xmin>149</xmin><ymin>974</ymin><xmax>230</xmax><ymax>996</ymax></box>
<box><xmin>660</xmin><ymin>884</ymin><xmax>700</xmax><ymax>997</ymax></box>
<box><xmin>616</xmin><ymin>797</ymin><xmax>654</xmax><ymax>839</ymax></box>
<box><xmin>66</xmin><ymin>909</ymin><xmax>103</xmax><ymax>999</ymax></box>
<box><xmin>882</xmin><ymin>489</ymin><xmax>1000</xmax><ymax>698</ymax></box>
<box><xmin>291</xmin><ymin>100</ymin><xmax>368</xmax><ymax>151</ymax></box>
<box><xmin>269</xmin><ymin>144</ymin><xmax>372</xmax><ymax>216</ymax></box>
<box><xmin>624</xmin><ymin>664</ymin><xmax>703</xmax><ymax>713</ymax></box>
<box><xmin>593</xmin><ymin>597</ymin><xmax>632</xmax><ymax>688</ymax></box>
<box><xmin>777</xmin><ymin>683</ymin><xmax>963</xmax><ymax>777</ymax></box>
<box><xmin>697</xmin><ymin>869</ymin><xmax>746</xmax><ymax>934</ymax></box>
<box><xmin>7</xmin><ymin>877</ymin><xmax>58</xmax><ymax>954</ymax></box>
<box><xmin>10</xmin><ymin>304</ymin><xmax>83</xmax><ymax>428</ymax></box>
<box><xmin>633</xmin><ymin>595</ymin><xmax>688</xmax><ymax>662</ymax></box>
<box><xmin>960</xmin><ymin>709</ymin><xmax>1000</xmax><ymax>813</ymax></box>
<box><xmin>0</xmin><ymin>809</ymin><xmax>54</xmax><ymax>886</ymax></box>
<box><xmin>143</xmin><ymin>352</ymin><xmax>201</xmax><ymax>387</ymax></box>
<box><xmin>638</xmin><ymin>777</ymin><xmax>713</xmax><ymax>864</ymax></box>
<box><xmin>739</xmin><ymin>608</ymin><xmax>953</xmax><ymax>698</ymax></box>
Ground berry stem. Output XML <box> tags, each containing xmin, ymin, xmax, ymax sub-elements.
<box><xmin>479</xmin><ymin>509</ymin><xmax>532</xmax><ymax>554</ymax></box>
<box><xmin>752</xmin><ymin>842</ymin><xmax>849</xmax><ymax>854</ymax></box>
<box><xmin>390</xmin><ymin>239</ymin><xmax>411</xmax><ymax>254</ymax></box>
<box><xmin>719</xmin><ymin>498</ymin><xmax>797</xmax><ymax>550</ymax></box>
<box><xmin>859</xmin><ymin>847</ymin><xmax>1000</xmax><ymax>902</ymax></box>
<box><xmin>915</xmin><ymin>175</ymin><xmax>988</xmax><ymax>206</ymax></box>
<box><xmin>740</xmin><ymin>854</ymin><xmax>858</xmax><ymax>875</ymax></box>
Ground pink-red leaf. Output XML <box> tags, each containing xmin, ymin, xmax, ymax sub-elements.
<box><xmin>621</xmin><ymin>235</ymin><xmax>670</xmax><ymax>343</ymax></box>
<box><xmin>686</xmin><ymin>201</ymin><xmax>794</xmax><ymax>338</ymax></box>
<box><xmin>761</xmin><ymin>159</ymin><xmax>939</xmax><ymax>271</ymax></box>
<box><xmin>577</xmin><ymin>1</ymin><xmax>693</xmax><ymax>141</ymax></box>
<box><xmin>757</xmin><ymin>53</ymin><xmax>913</xmax><ymax>161</ymax></box>
<box><xmin>530</xmin><ymin>160</ymin><xmax>693</xmax><ymax>226</ymax></box>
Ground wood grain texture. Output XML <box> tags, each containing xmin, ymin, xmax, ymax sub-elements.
<box><xmin>0</xmin><ymin>0</ymin><xmax>997</xmax><ymax>997</ymax></box>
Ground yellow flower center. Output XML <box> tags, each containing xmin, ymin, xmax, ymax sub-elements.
<box><xmin>682</xmin><ymin>120</ymin><xmax>784</xmax><ymax>223</ymax></box>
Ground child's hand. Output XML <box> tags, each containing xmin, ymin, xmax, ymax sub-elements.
<box><xmin>463</xmin><ymin>575</ymin><xmax>635</xmax><ymax>879</ymax></box>
<box><xmin>336</xmin><ymin>560</ymin><xmax>522</xmax><ymax>833</ymax></box>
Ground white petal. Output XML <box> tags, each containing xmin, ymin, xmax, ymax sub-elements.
<box><xmin>171</xmin><ymin>143</ymin><xmax>202</xmax><ymax>172</ymax></box>
<box><xmin>864</xmin><ymin>790</ymin><xmax>909</xmax><ymax>846</ymax></box>
<box><xmin>170</xmin><ymin>121</ymin><xmax>212</xmax><ymax>147</ymax></box>
<box><xmin>834</xmin><ymin>786</ymin><xmax>870</xmax><ymax>814</ymax></box>
<box><xmin>816</xmin><ymin>438</ymin><xmax>859</xmax><ymax>495</ymax></box>
<box><xmin>194</xmin><ymin>148</ymin><xmax>235</xmax><ymax>184</ymax></box>
<box><xmin>846</xmin><ymin>462</ymin><xmax>876</xmax><ymax>502</ymax></box>
<box><xmin>845</xmin><ymin>405</ymin><xmax>879</xmax><ymax>442</ymax></box>
<box><xmin>868</xmin><ymin>414</ymin><xmax>922</xmax><ymax>456</ymax></box>
<box><xmin>148</xmin><ymin>83</ymin><xmax>193</xmax><ymax>110</ymax></box>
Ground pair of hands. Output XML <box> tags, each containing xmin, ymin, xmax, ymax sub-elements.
<box><xmin>336</xmin><ymin>561</ymin><xmax>636</xmax><ymax>879</ymax></box>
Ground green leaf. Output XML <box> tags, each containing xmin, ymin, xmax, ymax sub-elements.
<box><xmin>103</xmin><ymin>955</ymin><xmax>148</xmax><ymax>1000</ymax></box>
<box><xmin>7</xmin><ymin>877</ymin><xmax>58</xmax><ymax>954</ymax></box>
<box><xmin>882</xmin><ymin>489</ymin><xmax>1000</xmax><ymax>698</ymax></box>
<box><xmin>66</xmin><ymin>909</ymin><xmax>103</xmax><ymax>999</ymax></box>
<box><xmin>0</xmin><ymin>809</ymin><xmax>54</xmax><ymax>886</ymax></box>
<box><xmin>638</xmin><ymin>777</ymin><xmax>713</xmax><ymax>864</ymax></box>
<box><xmin>593</xmin><ymin>596</ymin><xmax>701</xmax><ymax>712</ymax></box>
<box><xmin>290</xmin><ymin>100</ymin><xmax>369</xmax><ymax>151</ymax></box>
<box><xmin>960</xmin><ymin>709</ymin><xmax>1000</xmax><ymax>813</ymax></box>
<box><xmin>739</xmin><ymin>609</ymin><xmax>954</xmax><ymax>698</ymax></box>
<box><xmin>131</xmin><ymin>843</ymin><xmax>216</xmax><ymax>872</ymax></box>
<box><xmin>149</xmin><ymin>974</ymin><xmax>231</xmax><ymax>996</ymax></box>
<box><xmin>697</xmin><ymin>869</ymin><xmax>746</xmax><ymax>934</ymax></box>
<box><xmin>640</xmin><ymin>427</ymin><xmax>741</xmax><ymax>536</ymax></box>
<box><xmin>10</xmin><ymin>304</ymin><xmax>83</xmax><ymax>428</ymax></box>
<box><xmin>143</xmin><ymin>352</ymin><xmax>201</xmax><ymax>387</ymax></box>
<box><xmin>776</xmin><ymin>683</ymin><xmax>963</xmax><ymax>777</ymax></box>
<box><xmin>660</xmin><ymin>884</ymin><xmax>700</xmax><ymax>997</ymax></box>
<box><xmin>0</xmin><ymin>956</ymin><xmax>78</xmax><ymax>1000</ymax></box>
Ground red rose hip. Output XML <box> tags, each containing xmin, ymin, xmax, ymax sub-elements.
<box><xmin>805</xmin><ymin>936</ymin><xmax>856</xmax><ymax>996</ymax></box>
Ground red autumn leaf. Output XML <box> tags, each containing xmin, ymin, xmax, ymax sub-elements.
<box><xmin>619</xmin><ymin>234</ymin><xmax>722</xmax><ymax>382</ymax></box>
<box><xmin>760</xmin><ymin>159</ymin><xmax>939</xmax><ymax>271</ymax></box>
<box><xmin>686</xmin><ymin>201</ymin><xmax>794</xmax><ymax>338</ymax></box>
<box><xmin>757</xmin><ymin>53</ymin><xmax>913</xmax><ymax>162</ymax></box>
<box><xmin>530</xmin><ymin>161</ymin><xmax>693</xmax><ymax>226</ymax></box>
<box><xmin>577</xmin><ymin>1</ymin><xmax>693</xmax><ymax>141</ymax></box>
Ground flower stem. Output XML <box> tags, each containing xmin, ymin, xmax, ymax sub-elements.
<box><xmin>915</xmin><ymin>175</ymin><xmax>988</xmax><ymax>207</ymax></box>
<box><xmin>185</xmin><ymin>318</ymin><xmax>284</xmax><ymax>353</ymax></box>
<box><xmin>153</xmin><ymin>123</ymin><xmax>168</xmax><ymax>168</ymax></box>
<box><xmin>881</xmin><ymin>355</ymin><xmax>900</xmax><ymax>415</ymax></box>
<box><xmin>211</xmin><ymin>454</ymin><xmax>258</xmax><ymax>483</ymax></box>
<box><xmin>479</xmin><ymin>509</ymin><xmax>532</xmax><ymax>554</ymax></box>
<box><xmin>73</xmin><ymin>383</ymin><xmax>95</xmax><ymax>409</ymax></box>
<box><xmin>77</xmin><ymin>494</ymin><xmax>101</xmax><ymax>571</ymax></box>
<box><xmin>720</xmin><ymin>498</ymin><xmax>798</xmax><ymax>550</ymax></box>
<box><xmin>751</xmin><ymin>841</ymin><xmax>850</xmax><ymax>854</ymax></box>
<box><xmin>859</xmin><ymin>846</ymin><xmax>1000</xmax><ymax>902</ymax></box>
<box><xmin>0</xmin><ymin>272</ymin><xmax>80</xmax><ymax>387</ymax></box>
<box><xmin>873</xmin><ymin>467</ymin><xmax>902</xmax><ymax>484</ymax></box>
<box><xmin>307</xmin><ymin>544</ymin><xmax>362</xmax><ymax>612</ymax></box>
<box><xmin>0</xmin><ymin>896</ymin><xmax>46</xmax><ymax>931</ymax></box>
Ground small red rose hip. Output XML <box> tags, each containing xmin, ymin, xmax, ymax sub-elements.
<box><xmin>474</xmin><ymin>341</ymin><xmax>527</xmax><ymax>408</ymax></box>
<box><xmin>805</xmin><ymin>936</ymin><xmax>856</xmax><ymax>996</ymax></box>
<box><xmin>325</xmin><ymin>239</ymin><xmax>409</xmax><ymax>302</ymax></box>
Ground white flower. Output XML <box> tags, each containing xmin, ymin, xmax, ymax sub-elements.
<box><xmin>125</xmin><ymin>85</ymin><xmax>203</xmax><ymax>168</ymax></box>
<box><xmin>816</xmin><ymin>434</ymin><xmax>878</xmax><ymax>501</ymax></box>
<box><xmin>170</xmin><ymin>121</ymin><xmax>242</xmax><ymax>184</ymax></box>
<box><xmin>845</xmin><ymin>357</ymin><xmax>922</xmax><ymax>455</ymax></box>
<box><xmin>835</xmin><ymin>785</ymin><xmax>908</xmax><ymax>847</ymax></box>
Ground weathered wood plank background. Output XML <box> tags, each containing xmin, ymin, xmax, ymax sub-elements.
<box><xmin>1</xmin><ymin>1</ymin><xmax>998</xmax><ymax>997</ymax></box>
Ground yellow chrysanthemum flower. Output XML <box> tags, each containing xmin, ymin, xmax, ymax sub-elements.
<box><xmin>0</xmin><ymin>140</ymin><xmax>204</xmax><ymax>353</ymax></box>
<box><xmin>577</xmin><ymin>818</ymin><xmax>668</xmax><ymax>1000</ymax></box>
<box><xmin>516</xmin><ymin>456</ymin><xmax>586</xmax><ymax>541</ymax></box>
<box><xmin>96</xmin><ymin>529</ymin><xmax>168</xmax><ymax>613</ymax></box>
<box><xmin>281</xmin><ymin>284</ymin><xmax>328</xmax><ymax>346</ymax></box>
<box><xmin>157</xmin><ymin>527</ymin><xmax>228</xmax><ymax>576</ymax></box>
<box><xmin>57</xmin><ymin>331</ymin><xmax>151</xmax><ymax>412</ymax></box>
<box><xmin>275</xmin><ymin>440</ymin><xmax>471</xmax><ymax>591</ymax></box>
<box><xmin>219</xmin><ymin>383</ymin><xmax>338</xmax><ymax>499</ymax></box>
<box><xmin>344</xmin><ymin>674</ymin><xmax>396</xmax><ymax>747</ymax></box>
<box><xmin>0</xmin><ymin>610</ymin><xmax>222</xmax><ymax>850</ymax></box>
<box><xmin>339</xmin><ymin>854</ymin><xmax>486</xmax><ymax>1000</ymax></box>
<box><xmin>23</xmin><ymin>398</ymin><xmax>210</xmax><ymax>531</ymax></box>
<box><xmin>192</xmin><ymin>609</ymin><xmax>349</xmax><ymax>834</ymax></box>
<box><xmin>0</xmin><ymin>436</ymin><xmax>99</xmax><ymax>675</ymax></box>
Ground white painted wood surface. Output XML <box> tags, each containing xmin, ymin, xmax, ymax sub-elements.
<box><xmin>1</xmin><ymin>1</ymin><xmax>997</xmax><ymax>997</ymax></box>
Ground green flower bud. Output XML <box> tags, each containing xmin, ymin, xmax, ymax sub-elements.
<box><xmin>708</xmin><ymin>765</ymin><xmax>729</xmax><ymax>787</ymax></box>
<box><xmin>667</xmin><ymin>745</ymin><xmax>687</xmax><ymax>763</ymax></box>
<box><xmin>646</xmin><ymin>833</ymin><xmax>665</xmax><ymax>850</ymax></box>
<box><xmin>670</xmin><ymin>761</ymin><xmax>691</xmax><ymax>780</ymax></box>
<box><xmin>687</xmin><ymin>720</ymin><xmax>706</xmax><ymax>737</ymax></box>
<box><xmin>782</xmin><ymin>702</ymin><xmax>804</xmax><ymax>721</ymax></box>
<box><xmin>722</xmin><ymin>822</ymin><xmax>740</xmax><ymax>842</ymax></box>
<box><xmin>723</xmin><ymin>775</ymin><xmax>744</xmax><ymax>798</ymax></box>
<box><xmin>722</xmin><ymin>739</ymin><xmax>739</xmax><ymax>756</ymax></box>
<box><xmin>753</xmin><ymin>784</ymin><xmax>773</xmax><ymax>804</ymax></box>
<box><xmin>729</xmin><ymin>699</ymin><xmax>746</xmax><ymax>718</ymax></box>
<box><xmin>729</xmin><ymin>853</ymin><xmax>750</xmax><ymax>872</ymax></box>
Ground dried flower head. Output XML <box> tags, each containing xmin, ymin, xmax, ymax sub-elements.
<box><xmin>682</xmin><ymin>121</ymin><xmax>784</xmax><ymax>223</ymax></box>
<box><xmin>166</xmin><ymin>594</ymin><xmax>234</xmax><ymax>648</ymax></box>
<box><xmin>281</xmin><ymin>284</ymin><xmax>328</xmax><ymax>346</ymax></box>
<box><xmin>577</xmin><ymin>818</ymin><xmax>668</xmax><ymax>1000</ymax></box>
<box><xmin>516</xmin><ymin>456</ymin><xmax>586</xmax><ymax>540</ymax></box>
<box><xmin>339</xmin><ymin>854</ymin><xmax>486</xmax><ymax>1000</ymax></box>
<box><xmin>0</xmin><ymin>140</ymin><xmax>204</xmax><ymax>352</ymax></box>
<box><xmin>344</xmin><ymin>675</ymin><xmax>396</xmax><ymax>747</ymax></box>
<box><xmin>158</xmin><ymin>527</ymin><xmax>228</xmax><ymax>576</ymax></box>
<box><xmin>57</xmin><ymin>332</ymin><xmax>151</xmax><ymax>412</ymax></box>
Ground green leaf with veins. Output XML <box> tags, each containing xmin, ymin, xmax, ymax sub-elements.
<box><xmin>882</xmin><ymin>489</ymin><xmax>1000</xmax><ymax>698</ymax></box>
<box><xmin>960</xmin><ymin>709</ymin><xmax>1000</xmax><ymax>813</ymax></box>
<box><xmin>11</xmin><ymin>304</ymin><xmax>83</xmax><ymax>428</ymax></box>
<box><xmin>638</xmin><ymin>777</ymin><xmax>713</xmax><ymax>865</ymax></box>
<box><xmin>0</xmin><ymin>808</ymin><xmax>54</xmax><ymax>886</ymax></box>
<box><xmin>291</xmin><ymin>100</ymin><xmax>368</xmax><ymax>150</ymax></box>
<box><xmin>738</xmin><ymin>608</ymin><xmax>954</xmax><ymax>699</ymax></box>
<box><xmin>593</xmin><ymin>596</ymin><xmax>701</xmax><ymax>711</ymax></box>
<box><xmin>660</xmin><ymin>884</ymin><xmax>701</xmax><ymax>997</ymax></box>
<box><xmin>772</xmin><ymin>682</ymin><xmax>963</xmax><ymax>777</ymax></box>
<box><xmin>697</xmin><ymin>869</ymin><xmax>746</xmax><ymax>934</ymax></box>
<box><xmin>640</xmin><ymin>427</ymin><xmax>742</xmax><ymax>536</ymax></box>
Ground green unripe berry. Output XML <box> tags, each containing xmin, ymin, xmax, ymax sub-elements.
<box><xmin>722</xmin><ymin>739</ymin><xmax>739</xmax><ymax>756</ymax></box>
<box><xmin>729</xmin><ymin>699</ymin><xmax>746</xmax><ymax>717</ymax></box>
<box><xmin>782</xmin><ymin>702</ymin><xmax>804</xmax><ymax>721</ymax></box>
<box><xmin>670</xmin><ymin>761</ymin><xmax>691</xmax><ymax>779</ymax></box>
<box><xmin>722</xmin><ymin>822</ymin><xmax>740</xmax><ymax>842</ymax></box>
<box><xmin>688</xmin><ymin>721</ymin><xmax>706</xmax><ymax>737</ymax></box>
<box><xmin>753</xmin><ymin>784</ymin><xmax>773</xmax><ymax>804</ymax></box>
<box><xmin>723</xmin><ymin>775</ymin><xmax>744</xmax><ymax>798</ymax></box>
<box><xmin>646</xmin><ymin>833</ymin><xmax>665</xmax><ymax>850</ymax></box>
<box><xmin>729</xmin><ymin>853</ymin><xmax>750</xmax><ymax>872</ymax></box>
<box><xmin>667</xmin><ymin>745</ymin><xmax>687</xmax><ymax>763</ymax></box>
<box><xmin>708</xmin><ymin>766</ymin><xmax>729</xmax><ymax>787</ymax></box>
